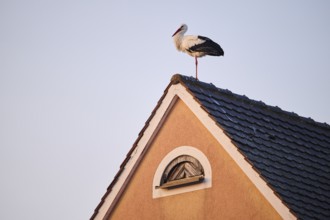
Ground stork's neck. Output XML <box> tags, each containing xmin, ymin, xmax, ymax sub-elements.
<box><xmin>173</xmin><ymin>32</ymin><xmax>184</xmax><ymax>51</ymax></box>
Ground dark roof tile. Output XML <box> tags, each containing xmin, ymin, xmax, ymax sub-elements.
<box><xmin>174</xmin><ymin>74</ymin><xmax>330</xmax><ymax>220</ymax></box>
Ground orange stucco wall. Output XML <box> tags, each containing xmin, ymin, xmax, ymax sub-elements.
<box><xmin>108</xmin><ymin>98</ymin><xmax>282</xmax><ymax>220</ymax></box>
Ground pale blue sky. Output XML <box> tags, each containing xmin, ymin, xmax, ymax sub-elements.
<box><xmin>1</xmin><ymin>1</ymin><xmax>329</xmax><ymax>219</ymax></box>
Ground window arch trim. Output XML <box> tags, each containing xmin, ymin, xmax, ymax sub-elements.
<box><xmin>152</xmin><ymin>146</ymin><xmax>212</xmax><ymax>198</ymax></box>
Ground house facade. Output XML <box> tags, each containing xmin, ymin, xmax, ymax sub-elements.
<box><xmin>91</xmin><ymin>74</ymin><xmax>330</xmax><ymax>220</ymax></box>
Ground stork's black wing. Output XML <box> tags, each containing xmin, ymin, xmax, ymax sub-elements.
<box><xmin>189</xmin><ymin>36</ymin><xmax>224</xmax><ymax>56</ymax></box>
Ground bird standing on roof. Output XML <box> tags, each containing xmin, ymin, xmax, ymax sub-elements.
<box><xmin>172</xmin><ymin>24</ymin><xmax>224</xmax><ymax>80</ymax></box>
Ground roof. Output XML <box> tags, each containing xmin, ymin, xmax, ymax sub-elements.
<box><xmin>173</xmin><ymin>74</ymin><xmax>330</xmax><ymax>220</ymax></box>
<box><xmin>91</xmin><ymin>74</ymin><xmax>330</xmax><ymax>220</ymax></box>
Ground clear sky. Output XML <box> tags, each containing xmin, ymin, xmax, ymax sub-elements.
<box><xmin>1</xmin><ymin>1</ymin><xmax>329</xmax><ymax>219</ymax></box>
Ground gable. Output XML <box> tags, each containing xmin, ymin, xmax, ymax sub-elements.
<box><xmin>91</xmin><ymin>77</ymin><xmax>297</xmax><ymax>220</ymax></box>
<box><xmin>108</xmin><ymin>98</ymin><xmax>282</xmax><ymax>220</ymax></box>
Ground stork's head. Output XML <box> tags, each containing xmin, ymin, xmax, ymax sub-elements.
<box><xmin>172</xmin><ymin>24</ymin><xmax>188</xmax><ymax>37</ymax></box>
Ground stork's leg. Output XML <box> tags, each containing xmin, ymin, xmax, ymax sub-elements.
<box><xmin>195</xmin><ymin>57</ymin><xmax>198</xmax><ymax>80</ymax></box>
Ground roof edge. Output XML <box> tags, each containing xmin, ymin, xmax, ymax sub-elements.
<box><xmin>172</xmin><ymin>74</ymin><xmax>330</xmax><ymax>133</ymax></box>
<box><xmin>90</xmin><ymin>76</ymin><xmax>178</xmax><ymax>219</ymax></box>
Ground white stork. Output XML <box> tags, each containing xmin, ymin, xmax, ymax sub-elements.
<box><xmin>172</xmin><ymin>24</ymin><xmax>224</xmax><ymax>79</ymax></box>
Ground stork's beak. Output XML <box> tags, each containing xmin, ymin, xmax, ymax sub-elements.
<box><xmin>172</xmin><ymin>27</ymin><xmax>182</xmax><ymax>37</ymax></box>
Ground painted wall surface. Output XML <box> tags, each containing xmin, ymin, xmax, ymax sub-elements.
<box><xmin>108</xmin><ymin>98</ymin><xmax>282</xmax><ymax>220</ymax></box>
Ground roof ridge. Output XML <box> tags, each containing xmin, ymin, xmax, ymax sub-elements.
<box><xmin>171</xmin><ymin>74</ymin><xmax>330</xmax><ymax>132</ymax></box>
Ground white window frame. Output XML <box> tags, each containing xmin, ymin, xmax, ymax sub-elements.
<box><xmin>152</xmin><ymin>146</ymin><xmax>212</xmax><ymax>198</ymax></box>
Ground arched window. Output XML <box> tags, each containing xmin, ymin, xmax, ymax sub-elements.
<box><xmin>153</xmin><ymin>146</ymin><xmax>212</xmax><ymax>198</ymax></box>
<box><xmin>158</xmin><ymin>155</ymin><xmax>204</xmax><ymax>189</ymax></box>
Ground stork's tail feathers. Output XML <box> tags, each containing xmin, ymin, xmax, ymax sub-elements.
<box><xmin>190</xmin><ymin>36</ymin><xmax>224</xmax><ymax>57</ymax></box>
<box><xmin>206</xmin><ymin>39</ymin><xmax>224</xmax><ymax>56</ymax></box>
<box><xmin>209</xmin><ymin>44</ymin><xmax>224</xmax><ymax>56</ymax></box>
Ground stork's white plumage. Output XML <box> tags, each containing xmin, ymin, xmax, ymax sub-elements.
<box><xmin>172</xmin><ymin>24</ymin><xmax>224</xmax><ymax>79</ymax></box>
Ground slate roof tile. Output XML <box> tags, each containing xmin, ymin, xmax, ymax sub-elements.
<box><xmin>174</xmin><ymin>74</ymin><xmax>330</xmax><ymax>220</ymax></box>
